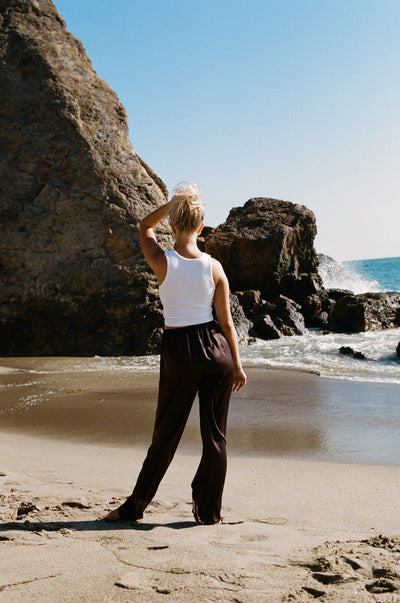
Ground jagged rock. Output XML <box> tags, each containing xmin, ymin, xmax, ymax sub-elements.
<box><xmin>332</xmin><ymin>293</ymin><xmax>400</xmax><ymax>332</ymax></box>
<box><xmin>302</xmin><ymin>289</ymin><xmax>350</xmax><ymax>328</ymax></box>
<box><xmin>302</xmin><ymin>291</ymin><xmax>336</xmax><ymax>328</ymax></box>
<box><xmin>326</xmin><ymin>288</ymin><xmax>353</xmax><ymax>301</ymax></box>
<box><xmin>289</xmin><ymin>273</ymin><xmax>322</xmax><ymax>306</ymax></box>
<box><xmin>252</xmin><ymin>313</ymin><xmax>281</xmax><ymax>340</ymax></box>
<box><xmin>272</xmin><ymin>295</ymin><xmax>306</xmax><ymax>336</ymax></box>
<box><xmin>235</xmin><ymin>290</ymin><xmax>261</xmax><ymax>315</ymax></box>
<box><xmin>248</xmin><ymin>295</ymin><xmax>306</xmax><ymax>340</ymax></box>
<box><xmin>204</xmin><ymin>198</ymin><xmax>322</xmax><ymax>304</ymax></box>
<box><xmin>339</xmin><ymin>346</ymin><xmax>366</xmax><ymax>360</ymax></box>
<box><xmin>0</xmin><ymin>0</ymin><xmax>172</xmax><ymax>355</ymax></box>
<box><xmin>228</xmin><ymin>294</ymin><xmax>252</xmax><ymax>343</ymax></box>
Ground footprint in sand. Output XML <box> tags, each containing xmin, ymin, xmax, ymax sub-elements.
<box><xmin>147</xmin><ymin>500</ymin><xmax>175</xmax><ymax>513</ymax></box>
<box><xmin>61</xmin><ymin>500</ymin><xmax>91</xmax><ymax>509</ymax></box>
<box><xmin>252</xmin><ymin>517</ymin><xmax>288</xmax><ymax>526</ymax></box>
<box><xmin>241</xmin><ymin>534</ymin><xmax>268</xmax><ymax>542</ymax></box>
<box><xmin>365</xmin><ymin>578</ymin><xmax>397</xmax><ymax>594</ymax></box>
<box><xmin>16</xmin><ymin>502</ymin><xmax>41</xmax><ymax>518</ymax></box>
<box><xmin>115</xmin><ymin>570</ymin><xmax>152</xmax><ymax>592</ymax></box>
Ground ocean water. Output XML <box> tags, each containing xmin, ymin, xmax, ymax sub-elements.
<box><xmin>346</xmin><ymin>256</ymin><xmax>400</xmax><ymax>292</ymax></box>
<box><xmin>319</xmin><ymin>254</ymin><xmax>400</xmax><ymax>293</ymax></box>
<box><xmin>240</xmin><ymin>255</ymin><xmax>400</xmax><ymax>384</ymax></box>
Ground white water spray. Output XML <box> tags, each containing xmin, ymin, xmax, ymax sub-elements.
<box><xmin>317</xmin><ymin>254</ymin><xmax>381</xmax><ymax>294</ymax></box>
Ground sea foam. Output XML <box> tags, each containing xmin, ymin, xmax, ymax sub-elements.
<box><xmin>317</xmin><ymin>254</ymin><xmax>381</xmax><ymax>294</ymax></box>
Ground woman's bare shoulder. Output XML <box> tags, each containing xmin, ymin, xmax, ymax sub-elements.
<box><xmin>211</xmin><ymin>257</ymin><xmax>228</xmax><ymax>286</ymax></box>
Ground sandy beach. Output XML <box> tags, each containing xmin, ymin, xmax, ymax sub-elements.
<box><xmin>1</xmin><ymin>365</ymin><xmax>400</xmax><ymax>601</ymax></box>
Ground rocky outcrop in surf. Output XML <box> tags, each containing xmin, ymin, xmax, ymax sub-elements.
<box><xmin>202</xmin><ymin>197</ymin><xmax>320</xmax><ymax>341</ymax></box>
<box><xmin>0</xmin><ymin>0</ymin><xmax>171</xmax><ymax>355</ymax></box>
<box><xmin>332</xmin><ymin>293</ymin><xmax>400</xmax><ymax>332</ymax></box>
<box><xmin>204</xmin><ymin>198</ymin><xmax>322</xmax><ymax>304</ymax></box>
<box><xmin>302</xmin><ymin>290</ymin><xmax>400</xmax><ymax>334</ymax></box>
<box><xmin>339</xmin><ymin>346</ymin><xmax>367</xmax><ymax>360</ymax></box>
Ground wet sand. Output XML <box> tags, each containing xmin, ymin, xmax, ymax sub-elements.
<box><xmin>1</xmin><ymin>362</ymin><xmax>400</xmax><ymax>464</ymax></box>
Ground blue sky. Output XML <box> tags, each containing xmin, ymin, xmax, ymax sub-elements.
<box><xmin>56</xmin><ymin>0</ymin><xmax>400</xmax><ymax>260</ymax></box>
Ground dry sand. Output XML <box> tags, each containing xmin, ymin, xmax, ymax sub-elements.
<box><xmin>1</xmin><ymin>431</ymin><xmax>400</xmax><ymax>602</ymax></box>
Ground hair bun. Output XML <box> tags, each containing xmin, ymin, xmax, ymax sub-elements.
<box><xmin>168</xmin><ymin>182</ymin><xmax>205</xmax><ymax>231</ymax></box>
<box><xmin>171</xmin><ymin>182</ymin><xmax>200</xmax><ymax>201</ymax></box>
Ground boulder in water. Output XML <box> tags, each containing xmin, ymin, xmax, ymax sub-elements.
<box><xmin>269</xmin><ymin>296</ymin><xmax>306</xmax><ymax>336</ymax></box>
<box><xmin>242</xmin><ymin>294</ymin><xmax>306</xmax><ymax>340</ymax></box>
<box><xmin>252</xmin><ymin>313</ymin><xmax>281</xmax><ymax>340</ymax></box>
<box><xmin>302</xmin><ymin>291</ymin><xmax>335</xmax><ymax>328</ymax></box>
<box><xmin>332</xmin><ymin>293</ymin><xmax>400</xmax><ymax>332</ymax></box>
<box><xmin>396</xmin><ymin>342</ymin><xmax>400</xmax><ymax>358</ymax></box>
<box><xmin>339</xmin><ymin>346</ymin><xmax>367</xmax><ymax>360</ymax></box>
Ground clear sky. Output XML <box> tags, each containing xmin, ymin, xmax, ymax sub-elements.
<box><xmin>55</xmin><ymin>0</ymin><xmax>400</xmax><ymax>261</ymax></box>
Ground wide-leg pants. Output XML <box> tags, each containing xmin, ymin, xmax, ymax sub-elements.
<box><xmin>118</xmin><ymin>321</ymin><xmax>234</xmax><ymax>524</ymax></box>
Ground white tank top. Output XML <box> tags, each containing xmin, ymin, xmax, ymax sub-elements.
<box><xmin>159</xmin><ymin>249</ymin><xmax>215</xmax><ymax>327</ymax></box>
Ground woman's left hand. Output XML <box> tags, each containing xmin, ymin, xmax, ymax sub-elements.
<box><xmin>233</xmin><ymin>367</ymin><xmax>247</xmax><ymax>392</ymax></box>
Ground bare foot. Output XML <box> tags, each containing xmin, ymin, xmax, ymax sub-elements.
<box><xmin>103</xmin><ymin>509</ymin><xmax>121</xmax><ymax>522</ymax></box>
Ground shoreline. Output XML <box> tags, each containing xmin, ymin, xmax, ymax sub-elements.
<box><xmin>1</xmin><ymin>431</ymin><xmax>400</xmax><ymax>601</ymax></box>
<box><xmin>1</xmin><ymin>366</ymin><xmax>400</xmax><ymax>465</ymax></box>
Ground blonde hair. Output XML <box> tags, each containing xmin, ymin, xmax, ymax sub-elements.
<box><xmin>168</xmin><ymin>182</ymin><xmax>204</xmax><ymax>231</ymax></box>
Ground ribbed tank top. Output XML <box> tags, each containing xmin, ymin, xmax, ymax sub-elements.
<box><xmin>159</xmin><ymin>249</ymin><xmax>215</xmax><ymax>327</ymax></box>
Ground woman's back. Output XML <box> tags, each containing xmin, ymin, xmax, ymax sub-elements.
<box><xmin>159</xmin><ymin>249</ymin><xmax>215</xmax><ymax>328</ymax></box>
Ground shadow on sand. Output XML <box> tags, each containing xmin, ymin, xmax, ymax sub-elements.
<box><xmin>0</xmin><ymin>519</ymin><xmax>198</xmax><ymax>533</ymax></box>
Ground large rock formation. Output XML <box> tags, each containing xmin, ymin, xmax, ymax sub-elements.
<box><xmin>202</xmin><ymin>198</ymin><xmax>320</xmax><ymax>341</ymax></box>
<box><xmin>0</xmin><ymin>0</ymin><xmax>172</xmax><ymax>355</ymax></box>
<box><xmin>204</xmin><ymin>198</ymin><xmax>322</xmax><ymax>304</ymax></box>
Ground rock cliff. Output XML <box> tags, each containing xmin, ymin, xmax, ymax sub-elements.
<box><xmin>0</xmin><ymin>0</ymin><xmax>172</xmax><ymax>355</ymax></box>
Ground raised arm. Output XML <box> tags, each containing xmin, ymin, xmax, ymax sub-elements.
<box><xmin>212</xmin><ymin>259</ymin><xmax>247</xmax><ymax>392</ymax></box>
<box><xmin>138</xmin><ymin>201</ymin><xmax>171</xmax><ymax>284</ymax></box>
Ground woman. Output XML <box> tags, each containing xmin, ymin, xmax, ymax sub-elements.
<box><xmin>105</xmin><ymin>182</ymin><xmax>247</xmax><ymax>525</ymax></box>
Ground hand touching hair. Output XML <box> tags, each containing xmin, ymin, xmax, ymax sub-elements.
<box><xmin>168</xmin><ymin>182</ymin><xmax>205</xmax><ymax>231</ymax></box>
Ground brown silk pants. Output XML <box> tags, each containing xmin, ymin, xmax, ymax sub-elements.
<box><xmin>118</xmin><ymin>321</ymin><xmax>234</xmax><ymax>525</ymax></box>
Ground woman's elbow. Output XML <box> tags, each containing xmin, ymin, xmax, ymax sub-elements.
<box><xmin>218</xmin><ymin>318</ymin><xmax>236</xmax><ymax>333</ymax></box>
